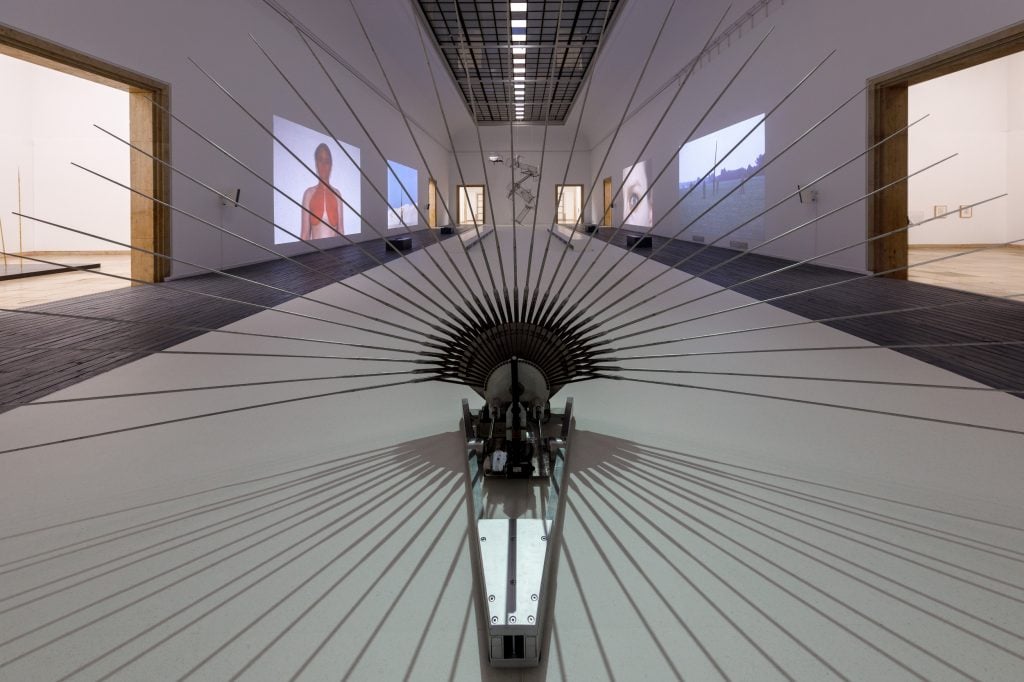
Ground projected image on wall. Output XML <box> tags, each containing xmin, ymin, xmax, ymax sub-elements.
<box><xmin>386</xmin><ymin>160</ymin><xmax>418</xmax><ymax>228</ymax></box>
<box><xmin>273</xmin><ymin>115</ymin><xmax>361</xmax><ymax>244</ymax></box>
<box><xmin>678</xmin><ymin>113</ymin><xmax>766</xmax><ymax>245</ymax></box>
<box><xmin>622</xmin><ymin>160</ymin><xmax>653</xmax><ymax>228</ymax></box>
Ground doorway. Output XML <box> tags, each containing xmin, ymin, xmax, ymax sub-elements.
<box><xmin>555</xmin><ymin>184</ymin><xmax>584</xmax><ymax>225</ymax></box>
<box><xmin>428</xmin><ymin>178</ymin><xmax>437</xmax><ymax>227</ymax></box>
<box><xmin>867</xmin><ymin>20</ymin><xmax>1024</xmax><ymax>291</ymax></box>
<box><xmin>602</xmin><ymin>177</ymin><xmax>613</xmax><ymax>226</ymax></box>
<box><xmin>457</xmin><ymin>185</ymin><xmax>486</xmax><ymax>225</ymax></box>
<box><xmin>0</xmin><ymin>24</ymin><xmax>169</xmax><ymax>308</ymax></box>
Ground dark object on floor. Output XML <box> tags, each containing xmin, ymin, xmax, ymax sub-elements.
<box><xmin>386</xmin><ymin>236</ymin><xmax>413</xmax><ymax>252</ymax></box>
<box><xmin>439</xmin><ymin>225</ymin><xmax>454</xmax><ymax>235</ymax></box>
<box><xmin>625</xmin><ymin>233</ymin><xmax>652</xmax><ymax>249</ymax></box>
<box><xmin>585</xmin><ymin>224</ymin><xmax>598</xmax><ymax>234</ymax></box>
<box><xmin>0</xmin><ymin>261</ymin><xmax>101</xmax><ymax>282</ymax></box>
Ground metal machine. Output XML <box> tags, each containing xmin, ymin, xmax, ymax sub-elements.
<box><xmin>461</xmin><ymin>356</ymin><xmax>573</xmax><ymax>667</ymax></box>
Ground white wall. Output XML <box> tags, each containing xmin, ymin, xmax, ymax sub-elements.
<box><xmin>0</xmin><ymin>0</ymin><xmax>462</xmax><ymax>278</ymax></box>
<box><xmin>578</xmin><ymin>0</ymin><xmax>1024</xmax><ymax>272</ymax></box>
<box><xmin>908</xmin><ymin>53</ymin><xmax>1024</xmax><ymax>245</ymax></box>
<box><xmin>0</xmin><ymin>53</ymin><xmax>129</xmax><ymax>254</ymax></box>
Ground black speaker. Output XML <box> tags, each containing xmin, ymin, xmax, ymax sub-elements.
<box><xmin>625</xmin><ymin>233</ymin><xmax>652</xmax><ymax>248</ymax></box>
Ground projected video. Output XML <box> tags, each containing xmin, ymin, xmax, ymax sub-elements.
<box><xmin>273</xmin><ymin>115</ymin><xmax>361</xmax><ymax>244</ymax></box>
<box><xmin>386</xmin><ymin>160</ymin><xmax>418</xmax><ymax>228</ymax></box>
<box><xmin>622</xmin><ymin>160</ymin><xmax>653</xmax><ymax>228</ymax></box>
<box><xmin>678</xmin><ymin>113</ymin><xmax>766</xmax><ymax>245</ymax></box>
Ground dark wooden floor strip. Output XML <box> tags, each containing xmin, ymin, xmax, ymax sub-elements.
<box><xmin>595</xmin><ymin>230</ymin><xmax>1024</xmax><ymax>395</ymax></box>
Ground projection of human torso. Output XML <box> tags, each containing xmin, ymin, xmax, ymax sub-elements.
<box><xmin>301</xmin><ymin>143</ymin><xmax>343</xmax><ymax>240</ymax></box>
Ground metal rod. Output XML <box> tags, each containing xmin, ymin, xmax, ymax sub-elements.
<box><xmin>599</xmin><ymin>192</ymin><xmax>1005</xmax><ymax>345</ymax></box>
<box><xmin>0</xmin><ymin>370</ymin><xmax>431</xmax><ymax>408</ymax></box>
<box><xmin>582</xmin><ymin>112</ymin><xmax>930</xmax><ymax>325</ymax></box>
<box><xmin>0</xmin><ymin>378</ymin><xmax>434</xmax><ymax>458</ymax></box>
<box><xmin>597</xmin><ymin>375</ymin><xmax>1024</xmax><ymax>437</ymax></box>
<box><xmin>1</xmin><ymin>248</ymin><xmax>436</xmax><ymax>348</ymax></box>
<box><xmin>15</xmin><ymin>209</ymin><xmax>439</xmax><ymax>349</ymax></box>
<box><xmin>93</xmin><ymin>124</ymin><xmax>455</xmax><ymax>336</ymax></box>
<box><xmin>607</xmin><ymin>339</ymin><xmax>1024</xmax><ymax>361</ymax></box>
<box><xmin>0</xmin><ymin>343</ymin><xmax>432</xmax><ymax>364</ymax></box>
<box><xmin>606</xmin><ymin>367</ymin><xmax>1024</xmax><ymax>393</ymax></box>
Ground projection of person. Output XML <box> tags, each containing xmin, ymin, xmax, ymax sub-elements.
<box><xmin>622</xmin><ymin>162</ymin><xmax>654</xmax><ymax>228</ymax></box>
<box><xmin>301</xmin><ymin>143</ymin><xmax>344</xmax><ymax>240</ymax></box>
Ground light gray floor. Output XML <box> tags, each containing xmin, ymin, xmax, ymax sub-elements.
<box><xmin>1</xmin><ymin>230</ymin><xmax>1022</xmax><ymax>680</ymax></box>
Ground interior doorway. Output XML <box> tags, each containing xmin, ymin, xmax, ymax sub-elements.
<box><xmin>0</xmin><ymin>24</ymin><xmax>169</xmax><ymax>309</ymax></box>
<box><xmin>868</xmin><ymin>20</ymin><xmax>1024</xmax><ymax>295</ymax></box>
<box><xmin>457</xmin><ymin>185</ymin><xmax>486</xmax><ymax>226</ymax></box>
<box><xmin>555</xmin><ymin>184</ymin><xmax>583</xmax><ymax>225</ymax></box>
<box><xmin>427</xmin><ymin>178</ymin><xmax>437</xmax><ymax>227</ymax></box>
<box><xmin>602</xmin><ymin>177</ymin><xmax>613</xmax><ymax>226</ymax></box>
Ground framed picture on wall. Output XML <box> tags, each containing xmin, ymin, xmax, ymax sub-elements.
<box><xmin>933</xmin><ymin>205</ymin><xmax>947</xmax><ymax>218</ymax></box>
<box><xmin>959</xmin><ymin>205</ymin><xmax>973</xmax><ymax>219</ymax></box>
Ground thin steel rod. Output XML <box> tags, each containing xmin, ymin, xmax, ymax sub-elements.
<box><xmin>598</xmin><ymin>375</ymin><xmax>1024</xmax><ymax>437</ymax></box>
<box><xmin>0</xmin><ymin>370</ymin><xmax>429</xmax><ymax>408</ymax></box>
<box><xmin>0</xmin><ymin>306</ymin><xmax>430</xmax><ymax>356</ymax></box>
<box><xmin>188</xmin><ymin>58</ymin><xmax>467</xmax><ymax>322</ymax></box>
<box><xmin>582</xmin><ymin>112</ymin><xmax>929</xmax><ymax>325</ymax></box>
<box><xmin>599</xmin><ymin>192</ymin><xmax>1005</xmax><ymax>345</ymax></box>
<box><xmin>0</xmin><ymin>343</ymin><xmax>432</xmax><ymax>364</ymax></box>
<box><xmin>257</xmin><ymin>32</ymin><xmax>490</xmax><ymax>332</ymax></box>
<box><xmin>141</xmin><ymin>95</ymin><xmax>463</xmax><ymax>327</ymax></box>
<box><xmin>564</xmin><ymin>53</ymin><xmax>845</xmax><ymax>325</ymax></box>
<box><xmin>605</xmin><ymin>291</ymin><xmax>1024</xmax><ymax>356</ymax></box>
<box><xmin>0</xmin><ymin>378</ymin><xmax>433</xmax><ymax>458</ymax></box>
<box><xmin>93</xmin><ymin>124</ymin><xmax>453</xmax><ymax>335</ymax></box>
<box><xmin>505</xmin><ymin>5</ymin><xmax>518</xmax><ymax>319</ymax></box>
<box><xmin>527</xmin><ymin>0</ymin><xmax>616</xmax><ymax>326</ymax></box>
<box><xmin>411</xmin><ymin>12</ymin><xmax>502</xmax><ymax>318</ymax></box>
<box><xmin>552</xmin><ymin>5</ymin><xmax>734</xmax><ymax>314</ymax></box>
<box><xmin>4</xmin><ymin>224</ymin><xmax>434</xmax><ymax>350</ymax></box>
<box><xmin>295</xmin><ymin>30</ymin><xmax>498</xmax><ymax>330</ymax></box>
<box><xmin>606</xmin><ymin>367</ymin><xmax>1024</xmax><ymax>393</ymax></box>
<box><xmin>607</xmin><ymin>339</ymin><xmax>1024</xmax><ymax>361</ymax></box>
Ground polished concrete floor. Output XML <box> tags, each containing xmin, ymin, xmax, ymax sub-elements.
<box><xmin>909</xmin><ymin>245</ymin><xmax>1024</xmax><ymax>298</ymax></box>
<box><xmin>0</xmin><ymin>230</ymin><xmax>1022</xmax><ymax>680</ymax></box>
<box><xmin>0</xmin><ymin>252</ymin><xmax>132</xmax><ymax>309</ymax></box>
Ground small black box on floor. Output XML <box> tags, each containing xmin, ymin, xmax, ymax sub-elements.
<box><xmin>625</xmin><ymin>233</ymin><xmax>652</xmax><ymax>249</ymax></box>
<box><xmin>585</xmin><ymin>224</ymin><xmax>598</xmax><ymax>234</ymax></box>
<box><xmin>386</xmin><ymin>236</ymin><xmax>413</xmax><ymax>252</ymax></box>
<box><xmin>439</xmin><ymin>225</ymin><xmax>454</xmax><ymax>235</ymax></box>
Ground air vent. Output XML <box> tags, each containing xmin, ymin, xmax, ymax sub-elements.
<box><xmin>691</xmin><ymin>235</ymin><xmax>705</xmax><ymax>243</ymax></box>
<box><xmin>729</xmin><ymin>240</ymin><xmax>748</xmax><ymax>250</ymax></box>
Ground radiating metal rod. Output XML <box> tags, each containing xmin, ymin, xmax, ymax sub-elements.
<box><xmin>141</xmin><ymin>95</ymin><xmax>464</xmax><ymax>328</ymax></box>
<box><xmin>580</xmin><ymin>113</ymin><xmax>930</xmax><ymax>325</ymax></box>
<box><xmin>606</xmin><ymin>367</ymin><xmax>1024</xmax><ymax>393</ymax></box>
<box><xmin>550</xmin><ymin>5</ymin><xmax>733</xmax><ymax>318</ymax></box>
<box><xmin>262</xmin><ymin>30</ymin><xmax>492</xmax><ymax>333</ymax></box>
<box><xmin>0</xmin><ymin>249</ymin><xmax>435</xmax><ymax>348</ymax></box>
<box><xmin>0</xmin><ymin>370</ymin><xmax>431</xmax><ymax>408</ymax></box>
<box><xmin>598</xmin><ymin>192</ymin><xmax>1005</xmax><ymax>344</ymax></box>
<box><xmin>0</xmin><ymin>378</ymin><xmax>434</xmax><ymax>458</ymax></box>
<box><xmin>15</xmin><ymin>208</ymin><xmax>441</xmax><ymax>349</ymax></box>
<box><xmin>604</xmin><ymin>291</ymin><xmax>1024</xmax><ymax>356</ymax></box>
<box><xmin>0</xmin><ymin>306</ymin><xmax>431</xmax><ymax>357</ymax></box>
<box><xmin>597</xmin><ymin>375</ymin><xmax>1024</xmax><ymax>437</ymax></box>
<box><xmin>526</xmin><ymin>0</ymin><xmax>616</xmax><ymax>326</ymax></box>
<box><xmin>536</xmin><ymin>0</ymin><xmax>676</xmax><ymax>313</ymax></box>
<box><xmin>0</xmin><ymin>343</ymin><xmax>433</xmax><ymax>364</ymax></box>
<box><xmin>188</xmin><ymin>58</ymin><xmax>469</xmax><ymax>323</ymax></box>
<box><xmin>561</xmin><ymin>52</ymin><xmax>843</xmax><ymax>327</ymax></box>
<box><xmin>606</xmin><ymin>339</ymin><xmax>1024</xmax><ymax>361</ymax></box>
<box><xmin>295</xmin><ymin>29</ymin><xmax>499</xmax><ymax>330</ymax></box>
<box><xmin>412</xmin><ymin>14</ymin><xmax>503</xmax><ymax>321</ymax></box>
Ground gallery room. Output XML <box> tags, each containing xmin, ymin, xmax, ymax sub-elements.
<box><xmin>0</xmin><ymin>0</ymin><xmax>1022</xmax><ymax>679</ymax></box>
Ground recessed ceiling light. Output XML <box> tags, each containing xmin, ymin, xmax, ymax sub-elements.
<box><xmin>512</xmin><ymin>34</ymin><xmax>526</xmax><ymax>42</ymax></box>
<box><xmin>512</xmin><ymin>46</ymin><xmax>526</xmax><ymax>54</ymax></box>
<box><xmin>511</xmin><ymin>19</ymin><xmax>527</xmax><ymax>28</ymax></box>
<box><xmin>513</xmin><ymin>58</ymin><xmax>525</xmax><ymax>65</ymax></box>
<box><xmin>513</xmin><ymin>67</ymin><xmax>525</xmax><ymax>74</ymax></box>
<box><xmin>511</xmin><ymin>3</ymin><xmax>528</xmax><ymax>12</ymax></box>
<box><xmin>514</xmin><ymin>75</ymin><xmax>525</xmax><ymax>81</ymax></box>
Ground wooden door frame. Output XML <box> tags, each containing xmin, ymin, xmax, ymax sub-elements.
<box><xmin>427</xmin><ymin>177</ymin><xmax>437</xmax><ymax>227</ymax></box>
<box><xmin>0</xmin><ymin>23</ymin><xmax>171</xmax><ymax>283</ymax></box>
<box><xmin>554</xmin><ymin>184</ymin><xmax>584</xmax><ymax>224</ymax></box>
<box><xmin>602</xmin><ymin>177</ymin><xmax>613</xmax><ymax>226</ymax></box>
<box><xmin>867</xmin><ymin>20</ymin><xmax>1024</xmax><ymax>277</ymax></box>
<box><xmin>456</xmin><ymin>184</ymin><xmax>486</xmax><ymax>225</ymax></box>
